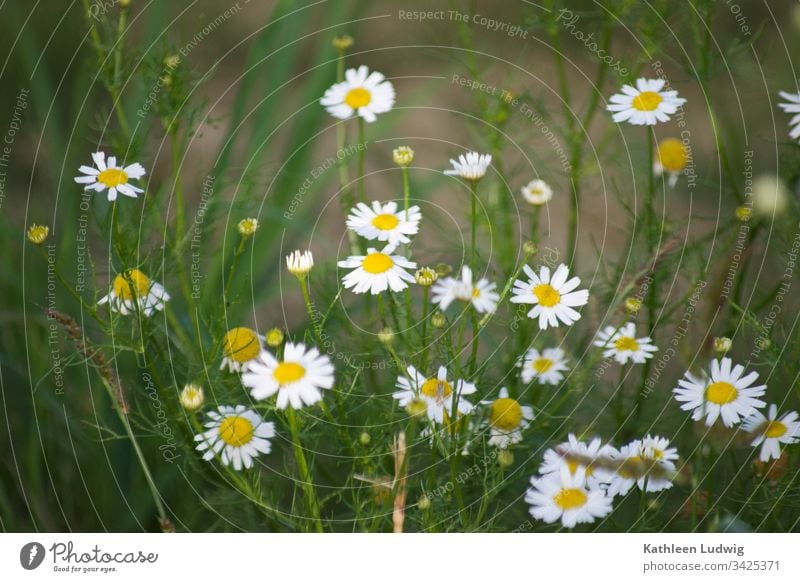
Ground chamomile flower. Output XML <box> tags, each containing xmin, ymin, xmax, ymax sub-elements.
<box><xmin>510</xmin><ymin>263</ymin><xmax>589</xmax><ymax>330</ymax></box>
<box><xmin>653</xmin><ymin>138</ymin><xmax>688</xmax><ymax>187</ymax></box>
<box><xmin>392</xmin><ymin>365</ymin><xmax>476</xmax><ymax>424</ymax></box>
<box><xmin>194</xmin><ymin>405</ymin><xmax>275</xmax><ymax>471</ymax></box>
<box><xmin>594</xmin><ymin>322</ymin><xmax>658</xmax><ymax>365</ymax></box>
<box><xmin>778</xmin><ymin>90</ymin><xmax>800</xmax><ymax>141</ymax></box>
<box><xmin>337</xmin><ymin>246</ymin><xmax>416</xmax><ymax>295</ymax></box>
<box><xmin>520</xmin><ymin>347</ymin><xmax>569</xmax><ymax>385</ymax></box>
<box><xmin>540</xmin><ymin>433</ymin><xmax>615</xmax><ymax>486</ymax></box>
<box><xmin>443</xmin><ymin>151</ymin><xmax>491</xmax><ymax>181</ymax></box>
<box><xmin>346</xmin><ymin>201</ymin><xmax>421</xmax><ymax>245</ymax></box>
<box><xmin>74</xmin><ymin>152</ymin><xmax>146</xmax><ymax>201</ymax></box>
<box><xmin>607</xmin><ymin>78</ymin><xmax>686</xmax><ymax>126</ymax></box>
<box><xmin>97</xmin><ymin>269</ymin><xmax>170</xmax><ymax>316</ymax></box>
<box><xmin>606</xmin><ymin>436</ymin><xmax>678</xmax><ymax>496</ymax></box>
<box><xmin>219</xmin><ymin>327</ymin><xmax>264</xmax><ymax>373</ymax></box>
<box><xmin>482</xmin><ymin>388</ymin><xmax>533</xmax><ymax>448</ymax></box>
<box><xmin>526</xmin><ymin>466</ymin><xmax>613</xmax><ymax>529</ymax></box>
<box><xmin>673</xmin><ymin>357</ymin><xmax>767</xmax><ymax>427</ymax></box>
<box><xmin>521</xmin><ymin>179</ymin><xmax>553</xmax><ymax>206</ymax></box>
<box><xmin>742</xmin><ymin>404</ymin><xmax>800</xmax><ymax>462</ymax></box>
<box><xmin>241</xmin><ymin>342</ymin><xmax>335</xmax><ymax>410</ymax></box>
<box><xmin>320</xmin><ymin>65</ymin><xmax>395</xmax><ymax>123</ymax></box>
<box><xmin>431</xmin><ymin>266</ymin><xmax>499</xmax><ymax>314</ymax></box>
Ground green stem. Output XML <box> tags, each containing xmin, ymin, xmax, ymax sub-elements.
<box><xmin>470</xmin><ymin>180</ymin><xmax>478</xmax><ymax>273</ymax></box>
<box><xmin>357</xmin><ymin>116</ymin><xmax>366</xmax><ymax>203</ymax></box>
<box><xmin>286</xmin><ymin>407</ymin><xmax>323</xmax><ymax>532</ymax></box>
<box><xmin>421</xmin><ymin>287</ymin><xmax>430</xmax><ymax>369</ymax></box>
<box><xmin>299</xmin><ymin>276</ymin><xmax>323</xmax><ymax>345</ymax></box>
<box><xmin>402</xmin><ymin>166</ymin><xmax>410</xmax><ymax>214</ymax></box>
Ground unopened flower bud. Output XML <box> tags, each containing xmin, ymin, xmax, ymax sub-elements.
<box><xmin>417</xmin><ymin>494</ymin><xmax>431</xmax><ymax>510</ymax></box>
<box><xmin>238</xmin><ymin>217</ymin><xmax>259</xmax><ymax>237</ymax></box>
<box><xmin>393</xmin><ymin>146</ymin><xmax>414</xmax><ymax>167</ymax></box>
<box><xmin>266</xmin><ymin>327</ymin><xmax>284</xmax><ymax>348</ymax></box>
<box><xmin>378</xmin><ymin>327</ymin><xmax>394</xmax><ymax>345</ymax></box>
<box><xmin>624</xmin><ymin>297</ymin><xmax>642</xmax><ymax>315</ymax></box>
<box><xmin>180</xmin><ymin>383</ymin><xmax>204</xmax><ymax>412</ymax></box>
<box><xmin>431</xmin><ymin>312</ymin><xmax>446</xmax><ymax>328</ymax></box>
<box><xmin>497</xmin><ymin>449</ymin><xmax>514</xmax><ymax>468</ymax></box>
<box><xmin>735</xmin><ymin>206</ymin><xmax>752</xmax><ymax>222</ymax></box>
<box><xmin>27</xmin><ymin>224</ymin><xmax>49</xmax><ymax>245</ymax></box>
<box><xmin>358</xmin><ymin>431</ymin><xmax>371</xmax><ymax>445</ymax></box>
<box><xmin>713</xmin><ymin>336</ymin><xmax>732</xmax><ymax>355</ymax></box>
<box><xmin>332</xmin><ymin>35</ymin><xmax>354</xmax><ymax>52</ymax></box>
<box><xmin>415</xmin><ymin>267</ymin><xmax>438</xmax><ymax>287</ymax></box>
<box><xmin>434</xmin><ymin>263</ymin><xmax>452</xmax><ymax>277</ymax></box>
<box><xmin>522</xmin><ymin>241</ymin><xmax>538</xmax><ymax>256</ymax></box>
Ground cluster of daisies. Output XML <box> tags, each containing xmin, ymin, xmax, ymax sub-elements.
<box><xmin>526</xmin><ymin>433</ymin><xmax>679</xmax><ymax>528</ymax></box>
<box><xmin>674</xmin><ymin>357</ymin><xmax>799</xmax><ymax>462</ymax></box>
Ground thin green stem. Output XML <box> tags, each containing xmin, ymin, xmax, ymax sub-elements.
<box><xmin>470</xmin><ymin>180</ymin><xmax>478</xmax><ymax>273</ymax></box>
<box><xmin>299</xmin><ymin>276</ymin><xmax>323</xmax><ymax>345</ymax></box>
<box><xmin>286</xmin><ymin>407</ymin><xmax>323</xmax><ymax>532</ymax></box>
<box><xmin>357</xmin><ymin>116</ymin><xmax>366</xmax><ymax>203</ymax></box>
<box><xmin>402</xmin><ymin>166</ymin><xmax>410</xmax><ymax>214</ymax></box>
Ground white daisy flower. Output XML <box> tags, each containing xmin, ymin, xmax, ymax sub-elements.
<box><xmin>606</xmin><ymin>436</ymin><xmax>678</xmax><ymax>496</ymax></box>
<box><xmin>510</xmin><ymin>263</ymin><xmax>589</xmax><ymax>330</ymax></box>
<box><xmin>97</xmin><ymin>269</ymin><xmax>170</xmax><ymax>316</ymax></box>
<box><xmin>345</xmin><ymin>201</ymin><xmax>421</xmax><ymax>245</ymax></box>
<box><xmin>431</xmin><ymin>266</ymin><xmax>499</xmax><ymax>314</ymax></box>
<box><xmin>320</xmin><ymin>65</ymin><xmax>395</xmax><ymax>123</ymax></box>
<box><xmin>194</xmin><ymin>405</ymin><xmax>275</xmax><ymax>471</ymax></box>
<box><xmin>482</xmin><ymin>388</ymin><xmax>533</xmax><ymax>448</ymax></box>
<box><xmin>521</xmin><ymin>179</ymin><xmax>553</xmax><ymax>206</ymax></box>
<box><xmin>673</xmin><ymin>357</ymin><xmax>767</xmax><ymax>427</ymax></box>
<box><xmin>241</xmin><ymin>342</ymin><xmax>335</xmax><ymax>409</ymax></box>
<box><xmin>392</xmin><ymin>365</ymin><xmax>476</xmax><ymax>424</ymax></box>
<box><xmin>520</xmin><ymin>347</ymin><xmax>569</xmax><ymax>385</ymax></box>
<box><xmin>742</xmin><ymin>404</ymin><xmax>800</xmax><ymax>462</ymax></box>
<box><xmin>337</xmin><ymin>245</ymin><xmax>416</xmax><ymax>295</ymax></box>
<box><xmin>74</xmin><ymin>151</ymin><xmax>146</xmax><ymax>201</ymax></box>
<box><xmin>778</xmin><ymin>90</ymin><xmax>800</xmax><ymax>141</ymax></box>
<box><xmin>219</xmin><ymin>327</ymin><xmax>264</xmax><ymax>373</ymax></box>
<box><xmin>443</xmin><ymin>151</ymin><xmax>491</xmax><ymax>181</ymax></box>
<box><xmin>606</xmin><ymin>78</ymin><xmax>686</xmax><ymax>126</ymax></box>
<box><xmin>526</xmin><ymin>466</ymin><xmax>613</xmax><ymax>529</ymax></box>
<box><xmin>594</xmin><ymin>322</ymin><xmax>658</xmax><ymax>365</ymax></box>
<box><xmin>539</xmin><ymin>433</ymin><xmax>616</xmax><ymax>487</ymax></box>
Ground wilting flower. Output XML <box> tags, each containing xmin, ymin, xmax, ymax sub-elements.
<box><xmin>607</xmin><ymin>78</ymin><xmax>686</xmax><ymax>126</ymax></box>
<box><xmin>594</xmin><ymin>322</ymin><xmax>658</xmax><ymax>365</ymax></box>
<box><xmin>742</xmin><ymin>404</ymin><xmax>800</xmax><ymax>462</ymax></box>
<box><xmin>337</xmin><ymin>245</ymin><xmax>416</xmax><ymax>295</ymax></box>
<box><xmin>97</xmin><ymin>269</ymin><xmax>170</xmax><ymax>316</ymax></box>
<box><xmin>346</xmin><ymin>201</ymin><xmax>421</xmax><ymax>245</ymax></box>
<box><xmin>653</xmin><ymin>138</ymin><xmax>688</xmax><ymax>187</ymax></box>
<box><xmin>393</xmin><ymin>365</ymin><xmax>476</xmax><ymax>424</ymax></box>
<box><xmin>219</xmin><ymin>327</ymin><xmax>263</xmax><ymax>373</ymax></box>
<box><xmin>521</xmin><ymin>179</ymin><xmax>553</xmax><ymax>206</ymax></box>
<box><xmin>510</xmin><ymin>263</ymin><xmax>589</xmax><ymax>330</ymax></box>
<box><xmin>242</xmin><ymin>342</ymin><xmax>335</xmax><ymax>409</ymax></box>
<box><xmin>431</xmin><ymin>266</ymin><xmax>499</xmax><ymax>314</ymax></box>
<box><xmin>673</xmin><ymin>357</ymin><xmax>767</xmax><ymax>427</ymax></box>
<box><xmin>320</xmin><ymin>65</ymin><xmax>395</xmax><ymax>123</ymax></box>
<box><xmin>194</xmin><ymin>405</ymin><xmax>275</xmax><ymax>471</ymax></box>
<box><xmin>443</xmin><ymin>151</ymin><xmax>491</xmax><ymax>181</ymax></box>
<box><xmin>526</xmin><ymin>466</ymin><xmax>613</xmax><ymax>529</ymax></box>
<box><xmin>482</xmin><ymin>387</ymin><xmax>533</xmax><ymax>448</ymax></box>
<box><xmin>520</xmin><ymin>347</ymin><xmax>569</xmax><ymax>385</ymax></box>
<box><xmin>74</xmin><ymin>152</ymin><xmax>146</xmax><ymax>201</ymax></box>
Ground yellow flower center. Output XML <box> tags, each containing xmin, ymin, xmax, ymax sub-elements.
<box><xmin>218</xmin><ymin>416</ymin><xmax>254</xmax><ymax>447</ymax></box>
<box><xmin>705</xmin><ymin>381</ymin><xmax>738</xmax><ymax>405</ymax></box>
<box><xmin>472</xmin><ymin>287</ymin><xmax>481</xmax><ymax>298</ymax></box>
<box><xmin>533</xmin><ymin>283</ymin><xmax>560</xmax><ymax>307</ymax></box>
<box><xmin>112</xmin><ymin>269</ymin><xmax>151</xmax><ymax>301</ymax></box>
<box><xmin>371</xmin><ymin>213</ymin><xmax>399</xmax><ymax>231</ymax></box>
<box><xmin>553</xmin><ymin>488</ymin><xmax>587</xmax><ymax>510</ymax></box>
<box><xmin>362</xmin><ymin>252</ymin><xmax>394</xmax><ymax>274</ymax></box>
<box><xmin>421</xmin><ymin>377</ymin><xmax>453</xmax><ymax>399</ymax></box>
<box><xmin>97</xmin><ymin>167</ymin><xmax>129</xmax><ymax>188</ymax></box>
<box><xmin>533</xmin><ymin>358</ymin><xmax>553</xmax><ymax>373</ymax></box>
<box><xmin>764</xmin><ymin>420</ymin><xmax>787</xmax><ymax>439</ymax></box>
<box><xmin>490</xmin><ymin>398</ymin><xmax>523</xmax><ymax>431</ymax></box>
<box><xmin>632</xmin><ymin>91</ymin><xmax>663</xmax><ymax>111</ymax></box>
<box><xmin>344</xmin><ymin>87</ymin><xmax>372</xmax><ymax>109</ymax></box>
<box><xmin>657</xmin><ymin>138</ymin><xmax>688</xmax><ymax>172</ymax></box>
<box><xmin>617</xmin><ymin>456</ymin><xmax>643</xmax><ymax>479</ymax></box>
<box><xmin>273</xmin><ymin>362</ymin><xmax>307</xmax><ymax>385</ymax></box>
<box><xmin>222</xmin><ymin>327</ymin><xmax>261</xmax><ymax>363</ymax></box>
<box><xmin>614</xmin><ymin>336</ymin><xmax>640</xmax><ymax>352</ymax></box>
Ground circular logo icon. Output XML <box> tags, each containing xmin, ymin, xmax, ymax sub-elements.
<box><xmin>20</xmin><ymin>542</ymin><xmax>45</xmax><ymax>570</ymax></box>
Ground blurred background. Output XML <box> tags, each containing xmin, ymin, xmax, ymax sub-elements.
<box><xmin>1</xmin><ymin>0</ymin><xmax>800</xmax><ymax>531</ymax></box>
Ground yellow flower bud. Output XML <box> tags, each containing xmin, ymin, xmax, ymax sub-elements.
<box><xmin>27</xmin><ymin>224</ymin><xmax>50</xmax><ymax>245</ymax></box>
<box><xmin>237</xmin><ymin>218</ymin><xmax>259</xmax><ymax>237</ymax></box>
<box><xmin>392</xmin><ymin>146</ymin><xmax>414</xmax><ymax>167</ymax></box>
<box><xmin>266</xmin><ymin>327</ymin><xmax>284</xmax><ymax>348</ymax></box>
